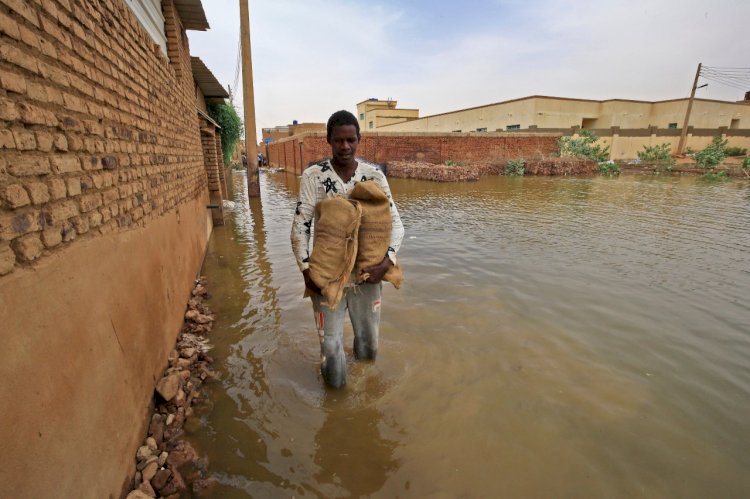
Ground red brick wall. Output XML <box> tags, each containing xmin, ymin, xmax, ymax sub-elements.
<box><xmin>0</xmin><ymin>1</ymin><xmax>213</xmax><ymax>497</ymax></box>
<box><xmin>268</xmin><ymin>132</ymin><xmax>561</xmax><ymax>174</ymax></box>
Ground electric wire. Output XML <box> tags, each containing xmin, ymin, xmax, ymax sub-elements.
<box><xmin>699</xmin><ymin>66</ymin><xmax>750</xmax><ymax>92</ymax></box>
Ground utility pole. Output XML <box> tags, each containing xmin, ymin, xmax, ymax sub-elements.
<box><xmin>239</xmin><ymin>0</ymin><xmax>260</xmax><ymax>197</ymax></box>
<box><xmin>676</xmin><ymin>63</ymin><xmax>702</xmax><ymax>155</ymax></box>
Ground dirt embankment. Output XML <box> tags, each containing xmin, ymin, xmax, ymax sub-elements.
<box><xmin>386</xmin><ymin>157</ymin><xmax>597</xmax><ymax>181</ymax></box>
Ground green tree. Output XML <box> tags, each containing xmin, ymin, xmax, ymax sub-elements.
<box><xmin>207</xmin><ymin>102</ymin><xmax>244</xmax><ymax>165</ymax></box>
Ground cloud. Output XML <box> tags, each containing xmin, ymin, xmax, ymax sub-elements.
<box><xmin>189</xmin><ymin>0</ymin><xmax>750</xmax><ymax>140</ymax></box>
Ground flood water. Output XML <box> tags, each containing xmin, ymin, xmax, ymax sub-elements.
<box><xmin>189</xmin><ymin>170</ymin><xmax>750</xmax><ymax>498</ymax></box>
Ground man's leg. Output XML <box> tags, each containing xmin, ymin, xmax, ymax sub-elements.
<box><xmin>347</xmin><ymin>282</ymin><xmax>382</xmax><ymax>360</ymax></box>
<box><xmin>311</xmin><ymin>294</ymin><xmax>348</xmax><ymax>388</ymax></box>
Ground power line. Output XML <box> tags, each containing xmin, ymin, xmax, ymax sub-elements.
<box><xmin>699</xmin><ymin>66</ymin><xmax>750</xmax><ymax>91</ymax></box>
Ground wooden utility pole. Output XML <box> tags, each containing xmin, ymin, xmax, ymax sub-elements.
<box><xmin>239</xmin><ymin>0</ymin><xmax>260</xmax><ymax>197</ymax></box>
<box><xmin>676</xmin><ymin>63</ymin><xmax>702</xmax><ymax>155</ymax></box>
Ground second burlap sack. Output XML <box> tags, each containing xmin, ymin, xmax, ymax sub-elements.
<box><xmin>350</xmin><ymin>181</ymin><xmax>404</xmax><ymax>288</ymax></box>
<box><xmin>308</xmin><ymin>196</ymin><xmax>361</xmax><ymax>308</ymax></box>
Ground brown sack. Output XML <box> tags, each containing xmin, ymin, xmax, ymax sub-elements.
<box><xmin>308</xmin><ymin>196</ymin><xmax>361</xmax><ymax>308</ymax></box>
<box><xmin>350</xmin><ymin>181</ymin><xmax>404</xmax><ymax>288</ymax></box>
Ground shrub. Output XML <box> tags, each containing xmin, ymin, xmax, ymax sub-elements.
<box><xmin>443</xmin><ymin>159</ymin><xmax>459</xmax><ymax>166</ymax></box>
<box><xmin>743</xmin><ymin>157</ymin><xmax>750</xmax><ymax>170</ymax></box>
<box><xmin>638</xmin><ymin>143</ymin><xmax>675</xmax><ymax>167</ymax></box>
<box><xmin>598</xmin><ymin>160</ymin><xmax>621</xmax><ymax>175</ymax></box>
<box><xmin>700</xmin><ymin>170</ymin><xmax>729</xmax><ymax>181</ymax></box>
<box><xmin>694</xmin><ymin>136</ymin><xmax>727</xmax><ymax>168</ymax></box>
<box><xmin>725</xmin><ymin>146</ymin><xmax>747</xmax><ymax>157</ymax></box>
<box><xmin>207</xmin><ymin>102</ymin><xmax>244</xmax><ymax>165</ymax></box>
<box><xmin>505</xmin><ymin>158</ymin><xmax>525</xmax><ymax>176</ymax></box>
<box><xmin>559</xmin><ymin>130</ymin><xmax>610</xmax><ymax>162</ymax></box>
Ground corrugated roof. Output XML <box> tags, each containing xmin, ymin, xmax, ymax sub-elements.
<box><xmin>191</xmin><ymin>57</ymin><xmax>229</xmax><ymax>99</ymax></box>
<box><xmin>174</xmin><ymin>0</ymin><xmax>209</xmax><ymax>31</ymax></box>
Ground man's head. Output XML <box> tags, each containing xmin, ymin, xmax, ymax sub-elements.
<box><xmin>326</xmin><ymin>110</ymin><xmax>360</xmax><ymax>142</ymax></box>
<box><xmin>326</xmin><ymin>110</ymin><xmax>360</xmax><ymax>166</ymax></box>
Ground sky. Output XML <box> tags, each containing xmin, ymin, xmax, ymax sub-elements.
<box><xmin>187</xmin><ymin>0</ymin><xmax>750</xmax><ymax>142</ymax></box>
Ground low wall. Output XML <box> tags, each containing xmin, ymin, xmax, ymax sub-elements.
<box><xmin>267</xmin><ymin>132</ymin><xmax>562</xmax><ymax>174</ymax></box>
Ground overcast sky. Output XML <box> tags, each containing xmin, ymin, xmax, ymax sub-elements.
<box><xmin>187</xmin><ymin>0</ymin><xmax>750</xmax><ymax>142</ymax></box>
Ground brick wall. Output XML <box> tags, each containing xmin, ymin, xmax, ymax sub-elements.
<box><xmin>0</xmin><ymin>0</ymin><xmax>207</xmax><ymax>276</ymax></box>
<box><xmin>267</xmin><ymin>132</ymin><xmax>562</xmax><ymax>174</ymax></box>
<box><xmin>0</xmin><ymin>1</ymin><xmax>215</xmax><ymax>497</ymax></box>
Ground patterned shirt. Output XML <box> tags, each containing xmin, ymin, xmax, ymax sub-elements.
<box><xmin>291</xmin><ymin>159</ymin><xmax>404</xmax><ymax>272</ymax></box>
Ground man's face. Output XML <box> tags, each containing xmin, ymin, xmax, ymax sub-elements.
<box><xmin>328</xmin><ymin>124</ymin><xmax>359</xmax><ymax>165</ymax></box>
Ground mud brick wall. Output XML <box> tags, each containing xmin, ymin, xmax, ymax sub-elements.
<box><xmin>266</xmin><ymin>132</ymin><xmax>561</xmax><ymax>174</ymax></box>
<box><xmin>0</xmin><ymin>0</ymin><xmax>207</xmax><ymax>276</ymax></box>
<box><xmin>0</xmin><ymin>1</ymin><xmax>214</xmax><ymax>498</ymax></box>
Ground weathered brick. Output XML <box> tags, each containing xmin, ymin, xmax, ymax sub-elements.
<box><xmin>0</xmin><ymin>210</ymin><xmax>42</xmax><ymax>240</ymax></box>
<box><xmin>50</xmin><ymin>155</ymin><xmax>81</xmax><ymax>174</ymax></box>
<box><xmin>8</xmin><ymin>155</ymin><xmax>51</xmax><ymax>176</ymax></box>
<box><xmin>88</xmin><ymin>211</ymin><xmax>102</xmax><ymax>228</ymax></box>
<box><xmin>2</xmin><ymin>184</ymin><xmax>31</xmax><ymax>208</ymax></box>
<box><xmin>26</xmin><ymin>81</ymin><xmax>47</xmax><ymax>101</ymax></box>
<box><xmin>53</xmin><ymin>133</ymin><xmax>68</xmax><ymax>151</ymax></box>
<box><xmin>0</xmin><ymin>71</ymin><xmax>27</xmax><ymax>94</ymax></box>
<box><xmin>0</xmin><ymin>41</ymin><xmax>39</xmax><ymax>74</ymax></box>
<box><xmin>79</xmin><ymin>175</ymin><xmax>93</xmax><ymax>192</ymax></box>
<box><xmin>17</xmin><ymin>102</ymin><xmax>56</xmax><ymax>126</ymax></box>
<box><xmin>71</xmin><ymin>215</ymin><xmax>89</xmax><ymax>234</ymax></box>
<box><xmin>0</xmin><ymin>10</ymin><xmax>22</xmax><ymax>40</ymax></box>
<box><xmin>42</xmin><ymin>200</ymin><xmax>78</xmax><ymax>225</ymax></box>
<box><xmin>102</xmin><ymin>188</ymin><xmax>118</xmax><ymax>205</ymax></box>
<box><xmin>18</xmin><ymin>23</ymin><xmax>41</xmax><ymax>50</ymax></box>
<box><xmin>0</xmin><ymin>97</ymin><xmax>20</xmax><ymax>121</ymax></box>
<box><xmin>0</xmin><ymin>129</ymin><xmax>15</xmax><ymax>149</ymax></box>
<box><xmin>12</xmin><ymin>234</ymin><xmax>44</xmax><ymax>262</ymax></box>
<box><xmin>47</xmin><ymin>178</ymin><xmax>66</xmax><ymax>200</ymax></box>
<box><xmin>78</xmin><ymin>192</ymin><xmax>102</xmax><ymax>212</ymax></box>
<box><xmin>41</xmin><ymin>227</ymin><xmax>62</xmax><ymax>248</ymax></box>
<box><xmin>61</xmin><ymin>221</ymin><xmax>75</xmax><ymax>242</ymax></box>
<box><xmin>35</xmin><ymin>130</ymin><xmax>54</xmax><ymax>152</ymax></box>
<box><xmin>0</xmin><ymin>242</ymin><xmax>15</xmax><ymax>275</ymax></box>
<box><xmin>11</xmin><ymin>128</ymin><xmax>36</xmax><ymax>150</ymax></box>
<box><xmin>65</xmin><ymin>177</ymin><xmax>81</xmax><ymax>196</ymax></box>
<box><xmin>4</xmin><ymin>0</ymin><xmax>41</xmax><ymax>28</ymax></box>
<box><xmin>25</xmin><ymin>182</ymin><xmax>50</xmax><ymax>204</ymax></box>
<box><xmin>101</xmin><ymin>155</ymin><xmax>118</xmax><ymax>170</ymax></box>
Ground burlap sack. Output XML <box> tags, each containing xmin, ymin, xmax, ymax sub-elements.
<box><xmin>350</xmin><ymin>181</ymin><xmax>404</xmax><ymax>288</ymax></box>
<box><xmin>308</xmin><ymin>196</ymin><xmax>361</xmax><ymax>308</ymax></box>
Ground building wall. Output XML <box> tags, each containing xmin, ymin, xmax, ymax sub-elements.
<box><xmin>0</xmin><ymin>0</ymin><xmax>213</xmax><ymax>497</ymax></box>
<box><xmin>267</xmin><ymin>132</ymin><xmax>561</xmax><ymax>174</ymax></box>
<box><xmin>379</xmin><ymin>96</ymin><xmax>750</xmax><ymax>133</ymax></box>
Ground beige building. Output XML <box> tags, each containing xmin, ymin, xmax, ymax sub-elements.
<box><xmin>357</xmin><ymin>98</ymin><xmax>420</xmax><ymax>131</ymax></box>
<box><xmin>377</xmin><ymin>95</ymin><xmax>749</xmax><ymax>133</ymax></box>
<box><xmin>262</xmin><ymin>121</ymin><xmax>326</xmax><ymax>142</ymax></box>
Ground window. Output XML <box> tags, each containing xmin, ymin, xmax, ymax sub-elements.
<box><xmin>476</xmin><ymin>127</ymin><xmax>487</xmax><ymax>132</ymax></box>
<box><xmin>452</xmin><ymin>129</ymin><xmax>462</xmax><ymax>132</ymax></box>
<box><xmin>360</xmin><ymin>113</ymin><xmax>365</xmax><ymax>120</ymax></box>
<box><xmin>368</xmin><ymin>121</ymin><xmax>373</xmax><ymax>129</ymax></box>
<box><xmin>730</xmin><ymin>119</ymin><xmax>740</xmax><ymax>129</ymax></box>
<box><xmin>668</xmin><ymin>123</ymin><xmax>678</xmax><ymax>129</ymax></box>
<box><xmin>506</xmin><ymin>124</ymin><xmax>520</xmax><ymax>130</ymax></box>
<box><xmin>124</xmin><ymin>0</ymin><xmax>167</xmax><ymax>56</ymax></box>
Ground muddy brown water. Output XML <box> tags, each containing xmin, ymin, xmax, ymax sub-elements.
<box><xmin>187</xmin><ymin>171</ymin><xmax>750</xmax><ymax>498</ymax></box>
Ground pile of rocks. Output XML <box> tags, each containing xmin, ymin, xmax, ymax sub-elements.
<box><xmin>386</xmin><ymin>161</ymin><xmax>482</xmax><ymax>182</ymax></box>
<box><xmin>524</xmin><ymin>157</ymin><xmax>598</xmax><ymax>175</ymax></box>
<box><xmin>126</xmin><ymin>278</ymin><xmax>219</xmax><ymax>499</ymax></box>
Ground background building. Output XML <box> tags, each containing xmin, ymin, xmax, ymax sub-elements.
<box><xmin>377</xmin><ymin>95</ymin><xmax>749</xmax><ymax>133</ymax></box>
<box><xmin>357</xmin><ymin>98</ymin><xmax>420</xmax><ymax>131</ymax></box>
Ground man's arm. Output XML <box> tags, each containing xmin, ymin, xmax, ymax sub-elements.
<box><xmin>290</xmin><ymin>171</ymin><xmax>320</xmax><ymax>293</ymax></box>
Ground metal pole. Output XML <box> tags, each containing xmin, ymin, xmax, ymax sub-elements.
<box><xmin>676</xmin><ymin>63</ymin><xmax>702</xmax><ymax>155</ymax></box>
<box><xmin>239</xmin><ymin>0</ymin><xmax>260</xmax><ymax>197</ymax></box>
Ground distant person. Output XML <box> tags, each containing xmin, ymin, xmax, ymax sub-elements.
<box><xmin>241</xmin><ymin>152</ymin><xmax>248</xmax><ymax>169</ymax></box>
<box><xmin>257</xmin><ymin>153</ymin><xmax>263</xmax><ymax>167</ymax></box>
<box><xmin>290</xmin><ymin>110</ymin><xmax>404</xmax><ymax>388</ymax></box>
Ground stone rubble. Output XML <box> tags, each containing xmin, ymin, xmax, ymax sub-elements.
<box><xmin>125</xmin><ymin>277</ymin><xmax>220</xmax><ymax>499</ymax></box>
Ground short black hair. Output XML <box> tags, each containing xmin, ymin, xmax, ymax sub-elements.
<box><xmin>326</xmin><ymin>110</ymin><xmax>360</xmax><ymax>141</ymax></box>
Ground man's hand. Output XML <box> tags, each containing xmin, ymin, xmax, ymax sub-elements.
<box><xmin>302</xmin><ymin>269</ymin><xmax>321</xmax><ymax>294</ymax></box>
<box><xmin>359</xmin><ymin>257</ymin><xmax>393</xmax><ymax>284</ymax></box>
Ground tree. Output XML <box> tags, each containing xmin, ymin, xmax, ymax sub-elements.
<box><xmin>207</xmin><ymin>102</ymin><xmax>243</xmax><ymax>165</ymax></box>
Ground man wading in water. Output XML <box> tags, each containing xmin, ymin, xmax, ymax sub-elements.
<box><xmin>290</xmin><ymin>110</ymin><xmax>404</xmax><ymax>388</ymax></box>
